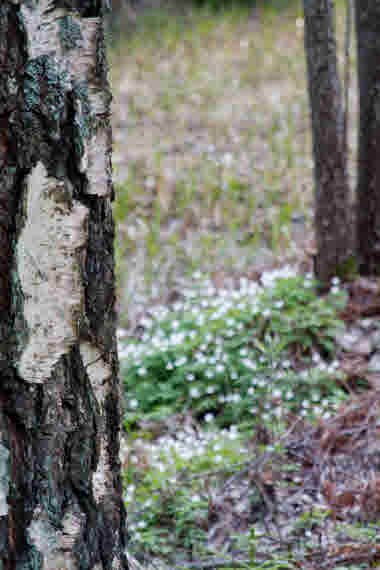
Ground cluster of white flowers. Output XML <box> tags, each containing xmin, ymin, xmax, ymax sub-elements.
<box><xmin>120</xmin><ymin>267</ymin><xmax>344</xmax><ymax>424</ymax></box>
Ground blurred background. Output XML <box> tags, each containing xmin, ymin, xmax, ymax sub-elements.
<box><xmin>107</xmin><ymin>0</ymin><xmax>352</xmax><ymax>329</ymax></box>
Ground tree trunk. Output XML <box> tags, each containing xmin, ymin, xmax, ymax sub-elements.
<box><xmin>303</xmin><ymin>0</ymin><xmax>353</xmax><ymax>287</ymax></box>
<box><xmin>355</xmin><ymin>1</ymin><xmax>380</xmax><ymax>275</ymax></box>
<box><xmin>0</xmin><ymin>2</ymin><xmax>128</xmax><ymax>569</ymax></box>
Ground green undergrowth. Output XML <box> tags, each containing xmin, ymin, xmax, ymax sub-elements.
<box><xmin>120</xmin><ymin>271</ymin><xmax>347</xmax><ymax>430</ymax></box>
<box><xmin>119</xmin><ymin>272</ymin><xmax>357</xmax><ymax>566</ymax></box>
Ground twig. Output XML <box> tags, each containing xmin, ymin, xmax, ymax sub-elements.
<box><xmin>221</xmin><ymin>417</ymin><xmax>303</xmax><ymax>494</ymax></box>
<box><xmin>173</xmin><ymin>558</ymin><xmax>251</xmax><ymax>569</ymax></box>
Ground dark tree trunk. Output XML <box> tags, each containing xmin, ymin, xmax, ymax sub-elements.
<box><xmin>303</xmin><ymin>0</ymin><xmax>353</xmax><ymax>287</ymax></box>
<box><xmin>0</xmin><ymin>2</ymin><xmax>128</xmax><ymax>569</ymax></box>
<box><xmin>355</xmin><ymin>1</ymin><xmax>380</xmax><ymax>275</ymax></box>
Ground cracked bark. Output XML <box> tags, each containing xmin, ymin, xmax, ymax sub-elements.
<box><xmin>0</xmin><ymin>2</ymin><xmax>128</xmax><ymax>569</ymax></box>
<box><xmin>303</xmin><ymin>0</ymin><xmax>353</xmax><ymax>287</ymax></box>
<box><xmin>355</xmin><ymin>1</ymin><xmax>380</xmax><ymax>275</ymax></box>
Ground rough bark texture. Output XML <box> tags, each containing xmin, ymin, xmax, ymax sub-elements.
<box><xmin>0</xmin><ymin>2</ymin><xmax>128</xmax><ymax>569</ymax></box>
<box><xmin>355</xmin><ymin>1</ymin><xmax>380</xmax><ymax>275</ymax></box>
<box><xmin>303</xmin><ymin>0</ymin><xmax>353</xmax><ymax>286</ymax></box>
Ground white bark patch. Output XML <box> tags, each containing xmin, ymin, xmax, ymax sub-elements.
<box><xmin>79</xmin><ymin>342</ymin><xmax>111</xmax><ymax>407</ymax></box>
<box><xmin>21</xmin><ymin>0</ymin><xmax>65</xmax><ymax>58</ymax></box>
<box><xmin>28</xmin><ymin>510</ymin><xmax>57</xmax><ymax>556</ymax></box>
<box><xmin>28</xmin><ymin>507</ymin><xmax>80</xmax><ymax>570</ymax></box>
<box><xmin>92</xmin><ymin>436</ymin><xmax>112</xmax><ymax>504</ymax></box>
<box><xmin>0</xmin><ymin>442</ymin><xmax>9</xmax><ymax>517</ymax></box>
<box><xmin>85</xmin><ymin>130</ymin><xmax>109</xmax><ymax>196</ymax></box>
<box><xmin>60</xmin><ymin>508</ymin><xmax>86</xmax><ymax>551</ymax></box>
<box><xmin>17</xmin><ymin>162</ymin><xmax>88</xmax><ymax>384</ymax></box>
<box><xmin>79</xmin><ymin>343</ymin><xmax>113</xmax><ymax>503</ymax></box>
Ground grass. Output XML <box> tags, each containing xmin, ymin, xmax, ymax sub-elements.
<box><xmin>111</xmin><ymin>0</ymin><xmax>356</xmax><ymax>325</ymax></box>
<box><xmin>110</xmin><ymin>0</ymin><xmax>318</xmax><ymax>325</ymax></box>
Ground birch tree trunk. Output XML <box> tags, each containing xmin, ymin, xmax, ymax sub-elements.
<box><xmin>303</xmin><ymin>0</ymin><xmax>353</xmax><ymax>287</ymax></box>
<box><xmin>0</xmin><ymin>2</ymin><xmax>128</xmax><ymax>569</ymax></box>
<box><xmin>355</xmin><ymin>1</ymin><xmax>380</xmax><ymax>275</ymax></box>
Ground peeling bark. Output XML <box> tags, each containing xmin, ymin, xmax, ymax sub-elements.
<box><xmin>0</xmin><ymin>2</ymin><xmax>128</xmax><ymax>569</ymax></box>
<box><xmin>355</xmin><ymin>1</ymin><xmax>380</xmax><ymax>275</ymax></box>
<box><xmin>303</xmin><ymin>0</ymin><xmax>353</xmax><ymax>287</ymax></box>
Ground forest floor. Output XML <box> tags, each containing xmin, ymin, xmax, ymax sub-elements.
<box><xmin>107</xmin><ymin>2</ymin><xmax>380</xmax><ymax>569</ymax></box>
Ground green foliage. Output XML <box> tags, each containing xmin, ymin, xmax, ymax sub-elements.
<box><xmin>125</xmin><ymin>427</ymin><xmax>246</xmax><ymax>559</ymax></box>
<box><xmin>120</xmin><ymin>272</ymin><xmax>347</xmax><ymax>429</ymax></box>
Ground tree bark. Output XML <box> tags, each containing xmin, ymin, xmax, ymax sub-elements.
<box><xmin>355</xmin><ymin>1</ymin><xmax>380</xmax><ymax>275</ymax></box>
<box><xmin>0</xmin><ymin>2</ymin><xmax>128</xmax><ymax>569</ymax></box>
<box><xmin>303</xmin><ymin>0</ymin><xmax>353</xmax><ymax>287</ymax></box>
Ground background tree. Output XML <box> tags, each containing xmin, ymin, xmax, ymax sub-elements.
<box><xmin>354</xmin><ymin>1</ymin><xmax>380</xmax><ymax>275</ymax></box>
<box><xmin>0</xmin><ymin>2</ymin><xmax>128</xmax><ymax>569</ymax></box>
<box><xmin>303</xmin><ymin>0</ymin><xmax>353</xmax><ymax>287</ymax></box>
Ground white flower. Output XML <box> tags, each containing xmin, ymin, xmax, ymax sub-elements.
<box><xmin>214</xmin><ymin>454</ymin><xmax>223</xmax><ymax>463</ymax></box>
<box><xmin>192</xmin><ymin>494</ymin><xmax>201</xmax><ymax>503</ymax></box>
<box><xmin>137</xmin><ymin>367</ymin><xmax>147</xmax><ymax>376</ymax></box>
<box><xmin>275</xmin><ymin>300</ymin><xmax>284</xmax><ymax>309</ymax></box>
<box><xmin>145</xmin><ymin>175</ymin><xmax>155</xmax><ymax>189</ymax></box>
<box><xmin>205</xmin><ymin>413</ymin><xmax>214</xmax><ymax>423</ymax></box>
<box><xmin>331</xmin><ymin>286</ymin><xmax>340</xmax><ymax>294</ymax></box>
<box><xmin>240</xmin><ymin>348</ymin><xmax>248</xmax><ymax>356</ymax></box>
<box><xmin>302</xmin><ymin>400</ymin><xmax>310</xmax><ymax>408</ymax></box>
<box><xmin>216</xmin><ymin>363</ymin><xmax>225</xmax><ymax>373</ymax></box>
<box><xmin>186</xmin><ymin>374</ymin><xmax>195</xmax><ymax>381</ymax></box>
<box><xmin>206</xmin><ymin>385</ymin><xmax>216</xmax><ymax>394</ymax></box>
<box><xmin>205</xmin><ymin>369</ymin><xmax>214</xmax><ymax>378</ymax></box>
<box><xmin>190</xmin><ymin>387</ymin><xmax>200</xmax><ymax>398</ymax></box>
<box><xmin>166</xmin><ymin>362</ymin><xmax>174</xmax><ymax>370</ymax></box>
<box><xmin>171</xmin><ymin>320</ymin><xmax>180</xmax><ymax>329</ymax></box>
<box><xmin>247</xmin><ymin>387</ymin><xmax>255</xmax><ymax>395</ymax></box>
<box><xmin>331</xmin><ymin>276</ymin><xmax>340</xmax><ymax>285</ymax></box>
<box><xmin>285</xmin><ymin>390</ymin><xmax>294</xmax><ymax>399</ymax></box>
<box><xmin>263</xmin><ymin>309</ymin><xmax>271</xmax><ymax>318</ymax></box>
<box><xmin>129</xmin><ymin>399</ymin><xmax>139</xmax><ymax>409</ymax></box>
<box><xmin>273</xmin><ymin>389</ymin><xmax>282</xmax><ymax>398</ymax></box>
<box><xmin>274</xmin><ymin>406</ymin><xmax>282</xmax><ymax>418</ymax></box>
<box><xmin>137</xmin><ymin>521</ymin><xmax>147</xmax><ymax>529</ymax></box>
<box><xmin>242</xmin><ymin>359</ymin><xmax>257</xmax><ymax>370</ymax></box>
